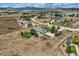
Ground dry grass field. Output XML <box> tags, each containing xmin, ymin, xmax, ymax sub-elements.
<box><xmin>0</xmin><ymin>29</ymin><xmax>70</xmax><ymax>56</ymax></box>
<box><xmin>0</xmin><ymin>16</ymin><xmax>22</xmax><ymax>34</ymax></box>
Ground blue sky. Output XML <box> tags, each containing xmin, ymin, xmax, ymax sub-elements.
<box><xmin>0</xmin><ymin>3</ymin><xmax>79</xmax><ymax>8</ymax></box>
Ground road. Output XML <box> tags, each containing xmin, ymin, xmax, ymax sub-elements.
<box><xmin>31</xmin><ymin>16</ymin><xmax>43</xmax><ymax>25</ymax></box>
<box><xmin>73</xmin><ymin>22</ymin><xmax>79</xmax><ymax>26</ymax></box>
<box><xmin>60</xmin><ymin>26</ymin><xmax>79</xmax><ymax>32</ymax></box>
<box><xmin>32</xmin><ymin>16</ymin><xmax>79</xmax><ymax>32</ymax></box>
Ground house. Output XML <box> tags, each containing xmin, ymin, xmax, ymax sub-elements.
<box><xmin>44</xmin><ymin>32</ymin><xmax>55</xmax><ymax>38</ymax></box>
<box><xmin>57</xmin><ymin>27</ymin><xmax>64</xmax><ymax>32</ymax></box>
<box><xmin>19</xmin><ymin>20</ymin><xmax>32</xmax><ymax>28</ymax></box>
<box><xmin>49</xmin><ymin>20</ymin><xmax>55</xmax><ymax>24</ymax></box>
<box><xmin>32</xmin><ymin>25</ymin><xmax>48</xmax><ymax>36</ymax></box>
<box><xmin>56</xmin><ymin>17</ymin><xmax>65</xmax><ymax>22</ymax></box>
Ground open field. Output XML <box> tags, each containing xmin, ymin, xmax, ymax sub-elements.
<box><xmin>0</xmin><ymin>29</ymin><xmax>70</xmax><ymax>56</ymax></box>
<box><xmin>0</xmin><ymin>16</ymin><xmax>22</xmax><ymax>34</ymax></box>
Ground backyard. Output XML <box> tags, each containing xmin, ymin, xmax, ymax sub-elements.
<box><xmin>55</xmin><ymin>20</ymin><xmax>72</xmax><ymax>27</ymax></box>
<box><xmin>66</xmin><ymin>45</ymin><xmax>77</xmax><ymax>55</ymax></box>
<box><xmin>72</xmin><ymin>34</ymin><xmax>79</xmax><ymax>44</ymax></box>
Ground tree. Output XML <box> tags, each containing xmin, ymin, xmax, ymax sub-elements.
<box><xmin>54</xmin><ymin>13</ymin><xmax>62</xmax><ymax>17</ymax></box>
<box><xmin>54</xmin><ymin>29</ymin><xmax>61</xmax><ymax>36</ymax></box>
<box><xmin>64</xmin><ymin>19</ymin><xmax>67</xmax><ymax>22</ymax></box>
<box><xmin>20</xmin><ymin>32</ymin><xmax>24</xmax><ymax>37</ymax></box>
<box><xmin>68</xmin><ymin>14</ymin><xmax>75</xmax><ymax>17</ymax></box>
<box><xmin>51</xmin><ymin>26</ymin><xmax>56</xmax><ymax>33</ymax></box>
<box><xmin>66</xmin><ymin>45</ymin><xmax>71</xmax><ymax>56</ymax></box>
<box><xmin>54</xmin><ymin>13</ymin><xmax>59</xmax><ymax>17</ymax></box>
<box><xmin>30</xmin><ymin>29</ymin><xmax>38</xmax><ymax>37</ymax></box>
<box><xmin>21</xmin><ymin>16</ymin><xmax>30</xmax><ymax>21</ymax></box>
<box><xmin>57</xmin><ymin>26</ymin><xmax>60</xmax><ymax>29</ymax></box>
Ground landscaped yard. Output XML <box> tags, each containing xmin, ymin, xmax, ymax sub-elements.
<box><xmin>72</xmin><ymin>34</ymin><xmax>79</xmax><ymax>44</ymax></box>
<box><xmin>66</xmin><ymin>45</ymin><xmax>77</xmax><ymax>54</ymax></box>
<box><xmin>55</xmin><ymin>20</ymin><xmax>71</xmax><ymax>27</ymax></box>
<box><xmin>70</xmin><ymin>45</ymin><xmax>76</xmax><ymax>54</ymax></box>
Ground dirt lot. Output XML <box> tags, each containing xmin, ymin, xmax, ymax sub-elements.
<box><xmin>0</xmin><ymin>16</ymin><xmax>22</xmax><ymax>34</ymax></box>
<box><xmin>0</xmin><ymin>29</ymin><xmax>70</xmax><ymax>56</ymax></box>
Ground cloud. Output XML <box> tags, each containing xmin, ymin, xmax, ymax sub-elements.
<box><xmin>0</xmin><ymin>3</ymin><xmax>79</xmax><ymax>8</ymax></box>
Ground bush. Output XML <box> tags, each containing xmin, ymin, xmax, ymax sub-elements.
<box><xmin>51</xmin><ymin>26</ymin><xmax>56</xmax><ymax>33</ymax></box>
<box><xmin>54</xmin><ymin>13</ymin><xmax>62</xmax><ymax>17</ymax></box>
<box><xmin>66</xmin><ymin>45</ymin><xmax>76</xmax><ymax>54</ymax></box>
<box><xmin>21</xmin><ymin>16</ymin><xmax>30</xmax><ymax>21</ymax></box>
<box><xmin>55</xmin><ymin>31</ymin><xmax>61</xmax><ymax>36</ymax></box>
<box><xmin>30</xmin><ymin>29</ymin><xmax>38</xmax><ymax>37</ymax></box>
<box><xmin>70</xmin><ymin>46</ymin><xmax>76</xmax><ymax>54</ymax></box>
<box><xmin>66</xmin><ymin>45</ymin><xmax>71</xmax><ymax>53</ymax></box>
<box><xmin>22</xmin><ymin>32</ymin><xmax>32</xmax><ymax>38</ymax></box>
<box><xmin>72</xmin><ymin>35</ymin><xmax>79</xmax><ymax>44</ymax></box>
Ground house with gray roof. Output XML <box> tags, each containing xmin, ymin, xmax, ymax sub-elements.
<box><xmin>56</xmin><ymin>17</ymin><xmax>65</xmax><ymax>22</ymax></box>
<box><xmin>19</xmin><ymin>19</ymin><xmax>32</xmax><ymax>28</ymax></box>
<box><xmin>32</xmin><ymin>25</ymin><xmax>48</xmax><ymax>36</ymax></box>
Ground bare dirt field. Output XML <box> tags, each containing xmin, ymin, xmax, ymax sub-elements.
<box><xmin>0</xmin><ymin>16</ymin><xmax>22</xmax><ymax>34</ymax></box>
<box><xmin>0</xmin><ymin>29</ymin><xmax>70</xmax><ymax>56</ymax></box>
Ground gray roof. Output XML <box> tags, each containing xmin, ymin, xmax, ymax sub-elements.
<box><xmin>56</xmin><ymin>17</ymin><xmax>64</xmax><ymax>22</ymax></box>
<box><xmin>32</xmin><ymin>25</ymin><xmax>47</xmax><ymax>34</ymax></box>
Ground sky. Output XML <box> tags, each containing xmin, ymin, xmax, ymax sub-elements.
<box><xmin>0</xmin><ymin>3</ymin><xmax>79</xmax><ymax>8</ymax></box>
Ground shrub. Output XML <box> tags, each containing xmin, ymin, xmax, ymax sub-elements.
<box><xmin>21</xmin><ymin>16</ymin><xmax>30</xmax><ymax>21</ymax></box>
<box><xmin>22</xmin><ymin>32</ymin><xmax>32</xmax><ymax>38</ymax></box>
<box><xmin>51</xmin><ymin>26</ymin><xmax>56</xmax><ymax>33</ymax></box>
<box><xmin>70</xmin><ymin>46</ymin><xmax>76</xmax><ymax>54</ymax></box>
<box><xmin>30</xmin><ymin>29</ymin><xmax>38</xmax><ymax>37</ymax></box>
<box><xmin>72</xmin><ymin>35</ymin><xmax>79</xmax><ymax>44</ymax></box>
<box><xmin>66</xmin><ymin>45</ymin><xmax>71</xmax><ymax>53</ymax></box>
<box><xmin>66</xmin><ymin>45</ymin><xmax>76</xmax><ymax>54</ymax></box>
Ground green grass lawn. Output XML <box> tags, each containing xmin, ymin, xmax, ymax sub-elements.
<box><xmin>23</xmin><ymin>32</ymin><xmax>32</xmax><ymax>38</ymax></box>
<box><xmin>55</xmin><ymin>21</ymin><xmax>65</xmax><ymax>26</ymax></box>
<box><xmin>55</xmin><ymin>21</ymin><xmax>70</xmax><ymax>27</ymax></box>
<box><xmin>70</xmin><ymin>45</ymin><xmax>76</xmax><ymax>54</ymax></box>
<box><xmin>66</xmin><ymin>45</ymin><xmax>77</xmax><ymax>54</ymax></box>
<box><xmin>72</xmin><ymin>35</ymin><xmax>79</xmax><ymax>44</ymax></box>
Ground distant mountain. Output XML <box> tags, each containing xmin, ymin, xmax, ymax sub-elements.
<box><xmin>0</xmin><ymin>7</ymin><xmax>47</xmax><ymax>10</ymax></box>
<box><xmin>0</xmin><ymin>3</ymin><xmax>79</xmax><ymax>9</ymax></box>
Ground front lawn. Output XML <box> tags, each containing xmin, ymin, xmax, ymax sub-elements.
<box><xmin>70</xmin><ymin>45</ymin><xmax>76</xmax><ymax>54</ymax></box>
<box><xmin>72</xmin><ymin>34</ymin><xmax>79</xmax><ymax>44</ymax></box>
<box><xmin>66</xmin><ymin>45</ymin><xmax>77</xmax><ymax>54</ymax></box>
<box><xmin>55</xmin><ymin>22</ymin><xmax>70</xmax><ymax>26</ymax></box>
<box><xmin>55</xmin><ymin>20</ymin><xmax>71</xmax><ymax>27</ymax></box>
<box><xmin>22</xmin><ymin>32</ymin><xmax>32</xmax><ymax>38</ymax></box>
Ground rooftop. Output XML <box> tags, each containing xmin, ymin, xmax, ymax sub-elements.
<box><xmin>32</xmin><ymin>25</ymin><xmax>47</xmax><ymax>34</ymax></box>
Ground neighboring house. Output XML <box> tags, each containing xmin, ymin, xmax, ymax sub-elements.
<box><xmin>49</xmin><ymin>20</ymin><xmax>55</xmax><ymax>24</ymax></box>
<box><xmin>56</xmin><ymin>17</ymin><xmax>65</xmax><ymax>22</ymax></box>
<box><xmin>58</xmin><ymin>28</ymin><xmax>64</xmax><ymax>32</ymax></box>
<box><xmin>32</xmin><ymin>25</ymin><xmax>48</xmax><ymax>36</ymax></box>
<box><xmin>19</xmin><ymin>20</ymin><xmax>32</xmax><ymax>28</ymax></box>
<box><xmin>44</xmin><ymin>32</ymin><xmax>55</xmax><ymax>38</ymax></box>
